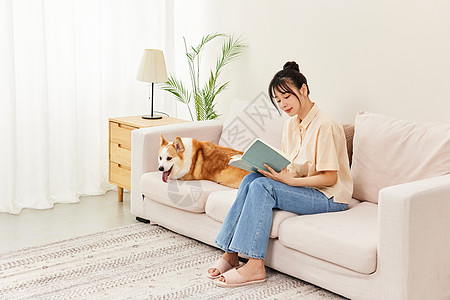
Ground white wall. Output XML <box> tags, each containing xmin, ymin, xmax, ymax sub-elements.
<box><xmin>171</xmin><ymin>0</ymin><xmax>450</xmax><ymax>124</ymax></box>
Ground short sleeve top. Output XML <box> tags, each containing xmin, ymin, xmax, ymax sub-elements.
<box><xmin>281</xmin><ymin>104</ymin><xmax>353</xmax><ymax>204</ymax></box>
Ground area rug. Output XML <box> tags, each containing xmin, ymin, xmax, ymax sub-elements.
<box><xmin>0</xmin><ymin>223</ymin><xmax>346</xmax><ymax>299</ymax></box>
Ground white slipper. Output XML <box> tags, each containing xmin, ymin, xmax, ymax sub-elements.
<box><xmin>213</xmin><ymin>268</ymin><xmax>266</xmax><ymax>287</ymax></box>
<box><xmin>206</xmin><ymin>258</ymin><xmax>244</xmax><ymax>279</ymax></box>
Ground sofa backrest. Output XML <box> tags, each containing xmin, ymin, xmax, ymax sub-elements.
<box><xmin>350</xmin><ymin>111</ymin><xmax>450</xmax><ymax>204</ymax></box>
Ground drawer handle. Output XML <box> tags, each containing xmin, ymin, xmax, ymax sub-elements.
<box><xmin>117</xmin><ymin>123</ymin><xmax>135</xmax><ymax>130</ymax></box>
<box><xmin>118</xmin><ymin>164</ymin><xmax>131</xmax><ymax>170</ymax></box>
<box><xmin>117</xmin><ymin>144</ymin><xmax>130</xmax><ymax>150</ymax></box>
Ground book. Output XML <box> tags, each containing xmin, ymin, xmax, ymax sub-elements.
<box><xmin>228</xmin><ymin>139</ymin><xmax>291</xmax><ymax>173</ymax></box>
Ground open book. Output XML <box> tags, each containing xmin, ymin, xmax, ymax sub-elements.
<box><xmin>228</xmin><ymin>139</ymin><xmax>291</xmax><ymax>173</ymax></box>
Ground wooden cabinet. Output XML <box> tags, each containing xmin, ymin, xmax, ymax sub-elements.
<box><xmin>109</xmin><ymin>116</ymin><xmax>189</xmax><ymax>202</ymax></box>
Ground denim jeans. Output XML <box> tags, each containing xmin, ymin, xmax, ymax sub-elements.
<box><xmin>215</xmin><ymin>172</ymin><xmax>348</xmax><ymax>260</ymax></box>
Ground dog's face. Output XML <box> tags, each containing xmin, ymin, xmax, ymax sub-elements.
<box><xmin>158</xmin><ymin>135</ymin><xmax>185</xmax><ymax>183</ymax></box>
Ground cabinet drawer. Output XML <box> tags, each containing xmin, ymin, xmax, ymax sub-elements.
<box><xmin>109</xmin><ymin>121</ymin><xmax>136</xmax><ymax>149</ymax></box>
<box><xmin>109</xmin><ymin>162</ymin><xmax>131</xmax><ymax>190</ymax></box>
<box><xmin>110</xmin><ymin>142</ymin><xmax>131</xmax><ymax>168</ymax></box>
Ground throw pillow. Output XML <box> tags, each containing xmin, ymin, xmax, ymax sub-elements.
<box><xmin>351</xmin><ymin>111</ymin><xmax>450</xmax><ymax>203</ymax></box>
<box><xmin>219</xmin><ymin>93</ymin><xmax>288</xmax><ymax>152</ymax></box>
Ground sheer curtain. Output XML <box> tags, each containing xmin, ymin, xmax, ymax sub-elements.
<box><xmin>0</xmin><ymin>0</ymin><xmax>173</xmax><ymax>214</ymax></box>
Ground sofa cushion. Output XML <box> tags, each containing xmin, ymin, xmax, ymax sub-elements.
<box><xmin>342</xmin><ymin>124</ymin><xmax>354</xmax><ymax>166</ymax></box>
<box><xmin>140</xmin><ymin>172</ymin><xmax>232</xmax><ymax>213</ymax></box>
<box><xmin>218</xmin><ymin>97</ymin><xmax>288</xmax><ymax>152</ymax></box>
<box><xmin>205</xmin><ymin>190</ymin><xmax>298</xmax><ymax>238</ymax></box>
<box><xmin>351</xmin><ymin>111</ymin><xmax>450</xmax><ymax>204</ymax></box>
<box><xmin>278</xmin><ymin>201</ymin><xmax>378</xmax><ymax>274</ymax></box>
<box><xmin>204</xmin><ymin>190</ymin><xmax>236</xmax><ymax>221</ymax></box>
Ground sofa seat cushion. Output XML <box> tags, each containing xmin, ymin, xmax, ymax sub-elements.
<box><xmin>140</xmin><ymin>172</ymin><xmax>233</xmax><ymax>213</ymax></box>
<box><xmin>205</xmin><ymin>190</ymin><xmax>299</xmax><ymax>239</ymax></box>
<box><xmin>278</xmin><ymin>201</ymin><xmax>378</xmax><ymax>274</ymax></box>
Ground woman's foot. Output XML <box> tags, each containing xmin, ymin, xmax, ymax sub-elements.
<box><xmin>217</xmin><ymin>258</ymin><xmax>265</xmax><ymax>283</ymax></box>
<box><xmin>208</xmin><ymin>252</ymin><xmax>241</xmax><ymax>278</ymax></box>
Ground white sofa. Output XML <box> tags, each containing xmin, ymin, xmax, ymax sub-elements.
<box><xmin>131</xmin><ymin>108</ymin><xmax>450</xmax><ymax>300</ymax></box>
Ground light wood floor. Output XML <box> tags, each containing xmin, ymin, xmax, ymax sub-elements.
<box><xmin>0</xmin><ymin>191</ymin><xmax>138</xmax><ymax>253</ymax></box>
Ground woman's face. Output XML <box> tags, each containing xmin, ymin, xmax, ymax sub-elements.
<box><xmin>273</xmin><ymin>84</ymin><xmax>303</xmax><ymax>117</ymax></box>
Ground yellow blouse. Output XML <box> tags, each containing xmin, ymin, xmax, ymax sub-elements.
<box><xmin>281</xmin><ymin>104</ymin><xmax>353</xmax><ymax>204</ymax></box>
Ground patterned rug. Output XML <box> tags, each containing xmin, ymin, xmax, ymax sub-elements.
<box><xmin>0</xmin><ymin>223</ymin><xmax>346</xmax><ymax>299</ymax></box>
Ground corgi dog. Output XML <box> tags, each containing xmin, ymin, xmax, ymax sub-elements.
<box><xmin>158</xmin><ymin>135</ymin><xmax>250</xmax><ymax>188</ymax></box>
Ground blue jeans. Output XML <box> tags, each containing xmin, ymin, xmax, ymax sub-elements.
<box><xmin>215</xmin><ymin>172</ymin><xmax>348</xmax><ymax>260</ymax></box>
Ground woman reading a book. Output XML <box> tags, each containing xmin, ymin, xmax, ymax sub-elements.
<box><xmin>207</xmin><ymin>61</ymin><xmax>353</xmax><ymax>287</ymax></box>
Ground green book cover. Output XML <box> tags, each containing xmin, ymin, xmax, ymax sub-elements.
<box><xmin>228</xmin><ymin>139</ymin><xmax>291</xmax><ymax>173</ymax></box>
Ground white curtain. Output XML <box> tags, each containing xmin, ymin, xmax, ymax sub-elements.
<box><xmin>0</xmin><ymin>0</ymin><xmax>174</xmax><ymax>214</ymax></box>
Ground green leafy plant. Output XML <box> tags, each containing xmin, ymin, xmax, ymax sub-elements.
<box><xmin>159</xmin><ymin>33</ymin><xmax>247</xmax><ymax>121</ymax></box>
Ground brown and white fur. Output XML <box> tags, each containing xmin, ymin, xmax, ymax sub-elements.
<box><xmin>158</xmin><ymin>135</ymin><xmax>250</xmax><ymax>188</ymax></box>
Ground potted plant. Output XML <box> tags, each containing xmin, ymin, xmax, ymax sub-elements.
<box><xmin>159</xmin><ymin>33</ymin><xmax>247</xmax><ymax>121</ymax></box>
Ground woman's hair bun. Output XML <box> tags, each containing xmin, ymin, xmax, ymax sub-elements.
<box><xmin>283</xmin><ymin>61</ymin><xmax>300</xmax><ymax>72</ymax></box>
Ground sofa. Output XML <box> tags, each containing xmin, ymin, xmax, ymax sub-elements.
<box><xmin>130</xmin><ymin>100</ymin><xmax>450</xmax><ymax>300</ymax></box>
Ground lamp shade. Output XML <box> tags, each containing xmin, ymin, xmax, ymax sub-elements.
<box><xmin>136</xmin><ymin>49</ymin><xmax>168</xmax><ymax>83</ymax></box>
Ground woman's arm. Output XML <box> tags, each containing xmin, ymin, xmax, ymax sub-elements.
<box><xmin>258</xmin><ymin>164</ymin><xmax>337</xmax><ymax>187</ymax></box>
<box><xmin>289</xmin><ymin>170</ymin><xmax>337</xmax><ymax>187</ymax></box>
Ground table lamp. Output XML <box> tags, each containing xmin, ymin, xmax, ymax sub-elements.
<box><xmin>136</xmin><ymin>49</ymin><xmax>168</xmax><ymax>119</ymax></box>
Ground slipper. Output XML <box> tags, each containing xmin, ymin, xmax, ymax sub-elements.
<box><xmin>206</xmin><ymin>258</ymin><xmax>244</xmax><ymax>279</ymax></box>
<box><xmin>213</xmin><ymin>268</ymin><xmax>266</xmax><ymax>287</ymax></box>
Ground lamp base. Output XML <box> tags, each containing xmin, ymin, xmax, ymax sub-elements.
<box><xmin>142</xmin><ymin>114</ymin><xmax>163</xmax><ymax>120</ymax></box>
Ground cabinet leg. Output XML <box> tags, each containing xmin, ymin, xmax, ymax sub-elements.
<box><xmin>117</xmin><ymin>186</ymin><xmax>124</xmax><ymax>202</ymax></box>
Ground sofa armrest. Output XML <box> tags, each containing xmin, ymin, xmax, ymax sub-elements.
<box><xmin>130</xmin><ymin>119</ymin><xmax>224</xmax><ymax>218</ymax></box>
<box><xmin>377</xmin><ymin>174</ymin><xmax>450</xmax><ymax>300</ymax></box>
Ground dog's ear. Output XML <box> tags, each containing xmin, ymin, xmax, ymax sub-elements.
<box><xmin>160</xmin><ymin>134</ymin><xmax>168</xmax><ymax>147</ymax></box>
<box><xmin>173</xmin><ymin>137</ymin><xmax>185</xmax><ymax>152</ymax></box>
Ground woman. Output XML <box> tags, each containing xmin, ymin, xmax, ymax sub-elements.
<box><xmin>207</xmin><ymin>61</ymin><xmax>353</xmax><ymax>287</ymax></box>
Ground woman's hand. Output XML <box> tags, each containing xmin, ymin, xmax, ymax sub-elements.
<box><xmin>258</xmin><ymin>164</ymin><xmax>294</xmax><ymax>185</ymax></box>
